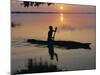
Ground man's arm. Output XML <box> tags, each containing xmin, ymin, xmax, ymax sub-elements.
<box><xmin>53</xmin><ymin>27</ymin><xmax>57</xmax><ymax>32</ymax></box>
<box><xmin>52</xmin><ymin>27</ymin><xmax>57</xmax><ymax>40</ymax></box>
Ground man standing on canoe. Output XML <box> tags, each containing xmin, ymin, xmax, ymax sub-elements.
<box><xmin>47</xmin><ymin>26</ymin><xmax>58</xmax><ymax>61</ymax></box>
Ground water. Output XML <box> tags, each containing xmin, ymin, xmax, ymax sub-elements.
<box><xmin>11</xmin><ymin>13</ymin><xmax>96</xmax><ymax>73</ymax></box>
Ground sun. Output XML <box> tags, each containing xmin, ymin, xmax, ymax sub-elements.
<box><xmin>60</xmin><ymin>6</ymin><xmax>64</xmax><ymax>10</ymax></box>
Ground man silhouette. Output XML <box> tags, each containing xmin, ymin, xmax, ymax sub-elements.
<box><xmin>47</xmin><ymin>26</ymin><xmax>58</xmax><ymax>61</ymax></box>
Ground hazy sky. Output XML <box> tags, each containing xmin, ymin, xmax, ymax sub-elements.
<box><xmin>11</xmin><ymin>0</ymin><xmax>96</xmax><ymax>13</ymax></box>
<box><xmin>11</xmin><ymin>0</ymin><xmax>96</xmax><ymax>31</ymax></box>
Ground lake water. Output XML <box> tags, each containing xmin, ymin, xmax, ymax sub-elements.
<box><xmin>11</xmin><ymin>13</ymin><xmax>96</xmax><ymax>74</ymax></box>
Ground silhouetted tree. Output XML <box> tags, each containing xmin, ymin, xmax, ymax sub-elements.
<box><xmin>21</xmin><ymin>1</ymin><xmax>54</xmax><ymax>8</ymax></box>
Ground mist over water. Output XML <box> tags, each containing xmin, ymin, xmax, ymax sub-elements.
<box><xmin>11</xmin><ymin>13</ymin><xmax>96</xmax><ymax>73</ymax></box>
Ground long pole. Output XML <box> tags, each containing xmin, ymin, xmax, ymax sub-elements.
<box><xmin>53</xmin><ymin>27</ymin><xmax>57</xmax><ymax>40</ymax></box>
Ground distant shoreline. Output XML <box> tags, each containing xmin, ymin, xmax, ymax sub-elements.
<box><xmin>11</xmin><ymin>11</ymin><xmax>96</xmax><ymax>14</ymax></box>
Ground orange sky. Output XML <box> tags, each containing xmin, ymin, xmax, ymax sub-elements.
<box><xmin>11</xmin><ymin>0</ymin><xmax>96</xmax><ymax>31</ymax></box>
<box><xmin>11</xmin><ymin>0</ymin><xmax>96</xmax><ymax>13</ymax></box>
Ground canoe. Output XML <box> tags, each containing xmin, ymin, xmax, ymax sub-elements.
<box><xmin>27</xmin><ymin>39</ymin><xmax>91</xmax><ymax>49</ymax></box>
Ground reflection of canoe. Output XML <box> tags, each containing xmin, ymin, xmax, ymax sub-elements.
<box><xmin>27</xmin><ymin>39</ymin><xmax>91</xmax><ymax>49</ymax></box>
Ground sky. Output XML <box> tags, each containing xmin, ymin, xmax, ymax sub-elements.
<box><xmin>11</xmin><ymin>0</ymin><xmax>96</xmax><ymax>32</ymax></box>
<box><xmin>11</xmin><ymin>0</ymin><xmax>96</xmax><ymax>13</ymax></box>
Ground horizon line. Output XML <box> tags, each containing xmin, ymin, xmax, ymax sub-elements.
<box><xmin>11</xmin><ymin>11</ymin><xmax>96</xmax><ymax>14</ymax></box>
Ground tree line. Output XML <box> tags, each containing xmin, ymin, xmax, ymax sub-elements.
<box><xmin>21</xmin><ymin>1</ymin><xmax>54</xmax><ymax>7</ymax></box>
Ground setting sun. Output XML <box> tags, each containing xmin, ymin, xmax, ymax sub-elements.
<box><xmin>60</xmin><ymin>6</ymin><xmax>64</xmax><ymax>10</ymax></box>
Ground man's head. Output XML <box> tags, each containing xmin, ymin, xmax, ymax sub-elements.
<box><xmin>49</xmin><ymin>26</ymin><xmax>53</xmax><ymax>31</ymax></box>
